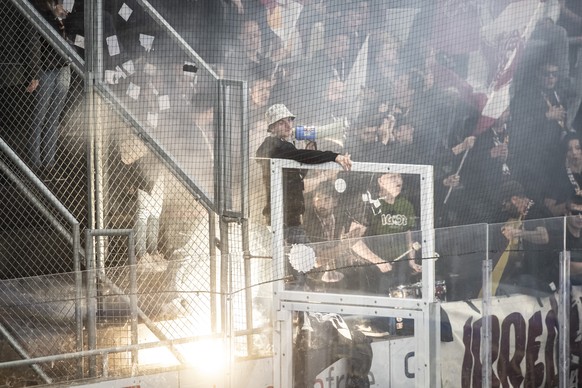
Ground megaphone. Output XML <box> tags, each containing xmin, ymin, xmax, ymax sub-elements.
<box><xmin>294</xmin><ymin>118</ymin><xmax>349</xmax><ymax>148</ymax></box>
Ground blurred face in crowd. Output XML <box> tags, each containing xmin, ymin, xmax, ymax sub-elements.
<box><xmin>313</xmin><ymin>191</ymin><xmax>336</xmax><ymax>218</ymax></box>
<box><xmin>271</xmin><ymin>117</ymin><xmax>294</xmax><ymax>140</ymax></box>
<box><xmin>540</xmin><ymin>64</ymin><xmax>559</xmax><ymax>90</ymax></box>
<box><xmin>250</xmin><ymin>79</ymin><xmax>272</xmax><ymax>108</ymax></box>
<box><xmin>378</xmin><ymin>173</ymin><xmax>403</xmax><ymax>200</ymax></box>
<box><xmin>394</xmin><ymin>123</ymin><xmax>414</xmax><ymax>145</ymax></box>
<box><xmin>566</xmin><ymin>138</ymin><xmax>582</xmax><ymax>168</ymax></box>
<box><xmin>241</xmin><ymin>20</ymin><xmax>262</xmax><ymax>54</ymax></box>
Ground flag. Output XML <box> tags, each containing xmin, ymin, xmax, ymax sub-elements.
<box><xmin>475</xmin><ymin>1</ymin><xmax>546</xmax><ymax>134</ymax></box>
<box><xmin>344</xmin><ymin>35</ymin><xmax>369</xmax><ymax>120</ymax></box>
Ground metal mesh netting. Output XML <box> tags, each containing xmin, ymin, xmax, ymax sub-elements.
<box><xmin>88</xmin><ymin>232</ymin><xmax>215</xmax><ymax>377</ymax></box>
<box><xmin>0</xmin><ymin>0</ymin><xmax>581</xmax><ymax>386</ymax></box>
<box><xmin>1</xmin><ymin>3</ymin><xmax>86</xmax><ymax>207</ymax></box>
<box><xmin>0</xmin><ymin>273</ymin><xmax>83</xmax><ymax>384</ymax></box>
<box><xmin>99</xmin><ymin>0</ymin><xmax>219</xmax><ymax>205</ymax></box>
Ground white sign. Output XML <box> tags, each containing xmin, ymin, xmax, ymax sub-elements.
<box><xmin>441</xmin><ymin>294</ymin><xmax>560</xmax><ymax>387</ymax></box>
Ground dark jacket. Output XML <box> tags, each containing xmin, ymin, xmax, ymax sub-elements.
<box><xmin>256</xmin><ymin>136</ymin><xmax>338</xmax><ymax>225</ymax></box>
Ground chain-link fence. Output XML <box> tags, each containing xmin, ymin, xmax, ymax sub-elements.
<box><xmin>0</xmin><ymin>2</ymin><xmax>86</xmax><ymax>383</ymax></box>
<box><xmin>0</xmin><ymin>0</ymin><xmax>249</xmax><ymax>384</ymax></box>
<box><xmin>1</xmin><ymin>0</ymin><xmax>581</xmax><ymax>386</ymax></box>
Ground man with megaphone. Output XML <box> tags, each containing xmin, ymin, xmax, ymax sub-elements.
<box><xmin>256</xmin><ymin>104</ymin><xmax>352</xmax><ymax>244</ymax></box>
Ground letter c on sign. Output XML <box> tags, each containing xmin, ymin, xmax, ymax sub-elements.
<box><xmin>405</xmin><ymin>352</ymin><xmax>415</xmax><ymax>378</ymax></box>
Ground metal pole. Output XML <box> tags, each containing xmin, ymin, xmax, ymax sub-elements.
<box><xmin>0</xmin><ymin>159</ymin><xmax>73</xmax><ymax>241</ymax></box>
<box><xmin>0</xmin><ymin>138</ymin><xmax>77</xmax><ymax>225</ymax></box>
<box><xmin>85</xmin><ymin>229</ymin><xmax>98</xmax><ymax>377</ymax></box>
<box><xmin>0</xmin><ymin>322</ymin><xmax>52</xmax><ymax>384</ymax></box>
<box><xmin>94</xmin><ymin>83</ymin><xmax>214</xmax><ymax>211</ymax></box>
<box><xmin>85</xmin><ymin>229</ymin><xmax>189</xmax><ymax>367</ymax></box>
<box><xmin>128</xmin><ymin>232</ymin><xmax>139</xmax><ymax>369</ymax></box>
<box><xmin>0</xmin><ymin>333</ymin><xmax>212</xmax><ymax>370</ymax></box>
<box><xmin>482</xmin><ymin>225</ymin><xmax>492</xmax><ymax>388</ymax></box>
<box><xmin>559</xmin><ymin>216</ymin><xmax>570</xmax><ymax>388</ymax></box>
<box><xmin>97</xmin><ymin>274</ymin><xmax>190</xmax><ymax>365</ymax></box>
<box><xmin>220</xmin><ymin>218</ymin><xmax>230</xmax><ymax>333</ymax></box>
<box><xmin>134</xmin><ymin>0</ymin><xmax>219</xmax><ymax>79</ymax></box>
<box><xmin>209</xmin><ymin>211</ymin><xmax>218</xmax><ymax>332</ymax></box>
<box><xmin>241</xmin><ymin>219</ymin><xmax>254</xmax><ymax>356</ymax></box>
<box><xmin>72</xmin><ymin>223</ymin><xmax>83</xmax><ymax>378</ymax></box>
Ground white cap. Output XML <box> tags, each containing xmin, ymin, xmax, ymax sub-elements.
<box><xmin>265</xmin><ymin>104</ymin><xmax>295</xmax><ymax>128</ymax></box>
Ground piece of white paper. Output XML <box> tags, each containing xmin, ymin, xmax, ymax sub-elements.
<box><xmin>105</xmin><ymin>70</ymin><xmax>117</xmax><ymax>85</ymax></box>
<box><xmin>147</xmin><ymin>112</ymin><xmax>159</xmax><ymax>128</ymax></box>
<box><xmin>127</xmin><ymin>82</ymin><xmax>140</xmax><ymax>100</ymax></box>
<box><xmin>139</xmin><ymin>34</ymin><xmax>155</xmax><ymax>52</ymax></box>
<box><xmin>106</xmin><ymin>35</ymin><xmax>120</xmax><ymax>56</ymax></box>
<box><xmin>115</xmin><ymin>66</ymin><xmax>127</xmax><ymax>80</ymax></box>
<box><xmin>122</xmin><ymin>60</ymin><xmax>135</xmax><ymax>75</ymax></box>
<box><xmin>118</xmin><ymin>3</ymin><xmax>133</xmax><ymax>21</ymax></box>
<box><xmin>63</xmin><ymin>0</ymin><xmax>74</xmax><ymax>13</ymax></box>
<box><xmin>74</xmin><ymin>35</ymin><xmax>85</xmax><ymax>49</ymax></box>
<box><xmin>159</xmin><ymin>95</ymin><xmax>171</xmax><ymax>111</ymax></box>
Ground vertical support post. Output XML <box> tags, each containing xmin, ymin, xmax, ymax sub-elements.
<box><xmin>85</xmin><ymin>230</ymin><xmax>98</xmax><ymax>377</ymax></box>
<box><xmin>93</xmin><ymin>0</ymin><xmax>106</xmax><ymax>278</ymax></box>
<box><xmin>209</xmin><ymin>211</ymin><xmax>218</xmax><ymax>332</ymax></box>
<box><xmin>271</xmin><ymin>160</ymin><xmax>286</xmax><ymax>388</ymax></box>
<box><xmin>73</xmin><ymin>223</ymin><xmax>84</xmax><ymax>378</ymax></box>
<box><xmin>482</xmin><ymin>225</ymin><xmax>492</xmax><ymax>388</ymax></box>
<box><xmin>83</xmin><ymin>0</ymin><xmax>97</xmax><ymax>376</ymax></box>
<box><xmin>241</xmin><ymin>219</ymin><xmax>254</xmax><ymax>356</ymax></box>
<box><xmin>220</xmin><ymin>217</ymin><xmax>230</xmax><ymax>333</ymax></box>
<box><xmin>128</xmin><ymin>232</ymin><xmax>139</xmax><ymax>370</ymax></box>
<box><xmin>219</xmin><ymin>216</ymin><xmax>231</xmax><ymax>387</ymax></box>
<box><xmin>559</xmin><ymin>216</ymin><xmax>570</xmax><ymax>388</ymax></box>
<box><xmin>241</xmin><ymin>81</ymin><xmax>249</xmax><ymax>219</ymax></box>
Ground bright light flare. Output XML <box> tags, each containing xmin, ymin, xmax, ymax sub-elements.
<box><xmin>178</xmin><ymin>339</ymin><xmax>229</xmax><ymax>375</ymax></box>
<box><xmin>136</xmin><ymin>336</ymin><xmax>229</xmax><ymax>376</ymax></box>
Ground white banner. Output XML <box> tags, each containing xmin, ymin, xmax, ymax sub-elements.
<box><xmin>441</xmin><ymin>294</ymin><xmax>560</xmax><ymax>387</ymax></box>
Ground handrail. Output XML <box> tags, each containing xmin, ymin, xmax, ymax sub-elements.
<box><xmin>94</xmin><ymin>82</ymin><xmax>216</xmax><ymax>213</ymax></box>
<box><xmin>135</xmin><ymin>0</ymin><xmax>219</xmax><ymax>80</ymax></box>
<box><xmin>0</xmin><ymin>136</ymin><xmax>83</xmax><ymax>381</ymax></box>
<box><xmin>0</xmin><ymin>333</ymin><xmax>219</xmax><ymax>370</ymax></box>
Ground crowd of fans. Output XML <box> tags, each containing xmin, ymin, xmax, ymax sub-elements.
<box><xmin>108</xmin><ymin>0</ymin><xmax>582</xmax><ymax>300</ymax></box>
<box><xmin>39</xmin><ymin>0</ymin><xmax>579</xmax><ymax>231</ymax></box>
<box><xmin>23</xmin><ymin>0</ymin><xmax>582</xmax><ymax>229</ymax></box>
<box><xmin>180</xmin><ymin>0</ymin><xmax>582</xmax><ymax>301</ymax></box>
<box><xmin>168</xmin><ymin>0</ymin><xmax>582</xmax><ymax>230</ymax></box>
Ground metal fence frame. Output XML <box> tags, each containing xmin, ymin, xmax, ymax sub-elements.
<box><xmin>0</xmin><ymin>0</ymin><xmax>253</xmax><ymax>384</ymax></box>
